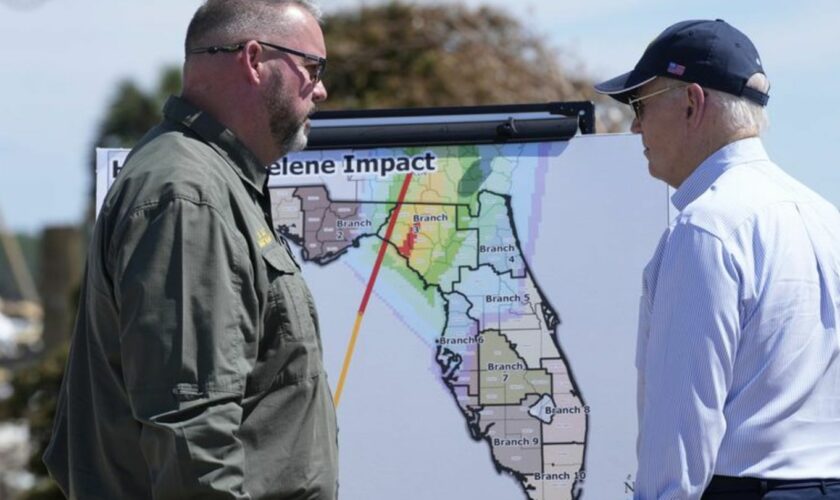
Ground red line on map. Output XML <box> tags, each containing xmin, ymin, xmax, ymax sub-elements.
<box><xmin>357</xmin><ymin>173</ymin><xmax>414</xmax><ymax>315</ymax></box>
<box><xmin>334</xmin><ymin>173</ymin><xmax>414</xmax><ymax>407</ymax></box>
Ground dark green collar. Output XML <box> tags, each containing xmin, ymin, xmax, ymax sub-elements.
<box><xmin>163</xmin><ymin>95</ymin><xmax>267</xmax><ymax>193</ymax></box>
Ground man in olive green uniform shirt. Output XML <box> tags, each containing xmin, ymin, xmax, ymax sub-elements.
<box><xmin>43</xmin><ymin>1</ymin><xmax>337</xmax><ymax>498</ymax></box>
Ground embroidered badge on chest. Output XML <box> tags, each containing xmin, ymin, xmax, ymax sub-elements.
<box><xmin>257</xmin><ymin>227</ymin><xmax>273</xmax><ymax>248</ymax></box>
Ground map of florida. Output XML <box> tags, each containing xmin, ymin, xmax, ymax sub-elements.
<box><xmin>271</xmin><ymin>180</ymin><xmax>588</xmax><ymax>500</ymax></box>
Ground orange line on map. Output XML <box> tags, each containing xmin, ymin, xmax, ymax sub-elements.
<box><xmin>333</xmin><ymin>173</ymin><xmax>414</xmax><ymax>408</ymax></box>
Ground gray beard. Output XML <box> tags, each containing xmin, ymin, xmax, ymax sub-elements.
<box><xmin>281</xmin><ymin>121</ymin><xmax>308</xmax><ymax>154</ymax></box>
<box><xmin>263</xmin><ymin>69</ymin><xmax>310</xmax><ymax>156</ymax></box>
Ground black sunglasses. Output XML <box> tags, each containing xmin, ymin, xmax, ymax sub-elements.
<box><xmin>189</xmin><ymin>41</ymin><xmax>326</xmax><ymax>84</ymax></box>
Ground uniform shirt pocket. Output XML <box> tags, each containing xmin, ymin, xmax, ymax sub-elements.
<box><xmin>257</xmin><ymin>240</ymin><xmax>324</xmax><ymax>387</ymax></box>
<box><xmin>260</xmin><ymin>240</ymin><xmax>319</xmax><ymax>343</ymax></box>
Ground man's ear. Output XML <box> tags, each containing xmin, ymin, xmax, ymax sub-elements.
<box><xmin>239</xmin><ymin>40</ymin><xmax>263</xmax><ymax>85</ymax></box>
<box><xmin>685</xmin><ymin>83</ymin><xmax>706</xmax><ymax>127</ymax></box>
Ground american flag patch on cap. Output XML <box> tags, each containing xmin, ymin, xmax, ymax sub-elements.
<box><xmin>667</xmin><ymin>62</ymin><xmax>686</xmax><ymax>76</ymax></box>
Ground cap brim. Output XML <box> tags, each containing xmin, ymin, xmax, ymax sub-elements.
<box><xmin>594</xmin><ymin>70</ymin><xmax>656</xmax><ymax>104</ymax></box>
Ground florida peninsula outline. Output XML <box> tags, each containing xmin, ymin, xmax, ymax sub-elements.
<box><xmin>270</xmin><ymin>162</ymin><xmax>588</xmax><ymax>499</ymax></box>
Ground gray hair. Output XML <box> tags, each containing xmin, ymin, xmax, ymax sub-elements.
<box><xmin>185</xmin><ymin>0</ymin><xmax>322</xmax><ymax>55</ymax></box>
<box><xmin>659</xmin><ymin>73</ymin><xmax>769</xmax><ymax>136</ymax></box>
<box><xmin>705</xmin><ymin>73</ymin><xmax>770</xmax><ymax>136</ymax></box>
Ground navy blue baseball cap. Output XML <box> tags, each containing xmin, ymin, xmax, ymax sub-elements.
<box><xmin>595</xmin><ymin>19</ymin><xmax>769</xmax><ymax>106</ymax></box>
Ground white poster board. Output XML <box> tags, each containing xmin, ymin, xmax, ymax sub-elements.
<box><xmin>96</xmin><ymin>132</ymin><xmax>666</xmax><ymax>500</ymax></box>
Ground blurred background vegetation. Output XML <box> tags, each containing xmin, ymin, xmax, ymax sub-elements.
<box><xmin>0</xmin><ymin>2</ymin><xmax>629</xmax><ymax>498</ymax></box>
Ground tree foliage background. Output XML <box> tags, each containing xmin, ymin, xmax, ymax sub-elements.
<box><xmin>0</xmin><ymin>2</ymin><xmax>628</xmax><ymax>498</ymax></box>
<box><xmin>320</xmin><ymin>2</ymin><xmax>630</xmax><ymax>131</ymax></box>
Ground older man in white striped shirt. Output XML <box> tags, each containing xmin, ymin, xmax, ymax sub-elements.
<box><xmin>596</xmin><ymin>19</ymin><xmax>840</xmax><ymax>500</ymax></box>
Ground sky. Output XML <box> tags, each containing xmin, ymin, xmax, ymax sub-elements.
<box><xmin>1</xmin><ymin>0</ymin><xmax>838</xmax><ymax>234</ymax></box>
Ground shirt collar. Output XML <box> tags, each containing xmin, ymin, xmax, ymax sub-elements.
<box><xmin>671</xmin><ymin>137</ymin><xmax>770</xmax><ymax>211</ymax></box>
<box><xmin>163</xmin><ymin>95</ymin><xmax>267</xmax><ymax>193</ymax></box>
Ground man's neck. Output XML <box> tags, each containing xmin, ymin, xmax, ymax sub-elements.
<box><xmin>675</xmin><ymin>127</ymin><xmax>758</xmax><ymax>188</ymax></box>
<box><xmin>181</xmin><ymin>88</ymin><xmax>276</xmax><ymax>165</ymax></box>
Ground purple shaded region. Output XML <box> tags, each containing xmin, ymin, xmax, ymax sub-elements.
<box><xmin>293</xmin><ymin>187</ymin><xmax>330</xmax><ymax>258</ymax></box>
<box><xmin>520</xmin><ymin>142</ymin><xmax>558</xmax><ymax>259</ymax></box>
<box><xmin>292</xmin><ymin>186</ymin><xmax>383</xmax><ymax>263</ymax></box>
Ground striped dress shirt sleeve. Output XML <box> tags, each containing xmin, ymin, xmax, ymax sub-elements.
<box><xmin>636</xmin><ymin>223</ymin><xmax>740</xmax><ymax>499</ymax></box>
